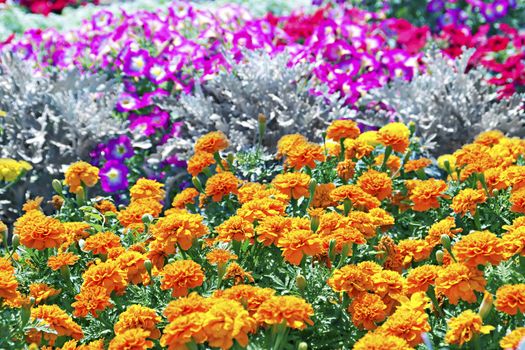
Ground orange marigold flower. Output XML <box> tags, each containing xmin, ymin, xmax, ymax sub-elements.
<box><xmin>130</xmin><ymin>178</ymin><xmax>165</xmax><ymax>202</ymax></box>
<box><xmin>327</xmin><ymin>264</ymin><xmax>372</xmax><ymax>298</ymax></box>
<box><xmin>482</xmin><ymin>167</ymin><xmax>509</xmax><ymax>192</ymax></box>
<box><xmin>347</xmin><ymin>211</ymin><xmax>379</xmax><ymax>239</ymax></box>
<box><xmin>256</xmin><ymin>216</ymin><xmax>292</xmax><ymax>246</ymax></box>
<box><xmin>435</xmin><ymin>263</ymin><xmax>486</xmax><ymax>304</ymax></box>
<box><xmin>0</xmin><ymin>261</ymin><xmax>19</xmax><ymax>301</ymax></box>
<box><xmin>254</xmin><ymin>295</ymin><xmax>313</xmax><ymax>329</ymax></box>
<box><xmin>404</xmin><ymin>158</ymin><xmax>431</xmax><ymax>173</ymax></box>
<box><xmin>353</xmin><ymin>332</ymin><xmax>413</xmax><ymax>350</ymax></box>
<box><xmin>29</xmin><ymin>283</ymin><xmax>60</xmax><ymax>304</ymax></box>
<box><xmin>117</xmin><ymin>199</ymin><xmax>163</xmax><ymax>232</ymax></box>
<box><xmin>451</xmin><ymin>188</ymin><xmax>487</xmax><ymax>217</ymax></box>
<box><xmin>64</xmin><ymin>161</ymin><xmax>99</xmax><ymax>194</ymax></box>
<box><xmin>30</xmin><ymin>304</ymin><xmax>83</xmax><ymax>344</ymax></box>
<box><xmin>474</xmin><ymin>130</ymin><xmax>504</xmax><ymax>146</ymax></box>
<box><xmin>348</xmin><ymin>293</ymin><xmax>387</xmax><ymax>330</ymax></box>
<box><xmin>215</xmin><ymin>285</ymin><xmax>275</xmax><ymax>315</ymax></box>
<box><xmin>408</xmin><ymin>179</ymin><xmax>447</xmax><ymax>212</ymax></box>
<box><xmin>320</xmin><ymin>227</ymin><xmax>366</xmax><ymax>256</ymax></box>
<box><xmin>500</xmin><ymin>327</ymin><xmax>525</xmax><ymax>350</ymax></box>
<box><xmin>502</xmin><ymin>226</ymin><xmax>525</xmax><ymax>258</ymax></box>
<box><xmin>205</xmin><ymin>172</ymin><xmax>239</xmax><ymax>202</ymax></box>
<box><xmin>330</xmin><ymin>185</ymin><xmax>380</xmax><ymax>211</ymax></box>
<box><xmin>495</xmin><ymin>284</ymin><xmax>525</xmax><ymax>316</ymax></box>
<box><xmin>310</xmin><ymin>183</ymin><xmax>337</xmax><ymax>208</ymax></box>
<box><xmin>271</xmin><ymin>172</ymin><xmax>311</xmax><ymax>199</ymax></box>
<box><xmin>285</xmin><ymin>142</ymin><xmax>325</xmax><ymax>170</ymax></box>
<box><xmin>95</xmin><ymin>199</ymin><xmax>117</xmax><ymax>214</ymax></box>
<box><xmin>15</xmin><ymin>210</ymin><xmax>66</xmax><ymax>250</ymax></box>
<box><xmin>237</xmin><ymin>198</ymin><xmax>286</xmax><ymax>222</ymax></box>
<box><xmin>187</xmin><ymin>151</ymin><xmax>215</xmax><ymax>177</ymax></box>
<box><xmin>194</xmin><ymin>131</ymin><xmax>229</xmax><ymax>154</ymax></box>
<box><xmin>171</xmin><ymin>188</ymin><xmax>199</xmax><ymax>209</ymax></box>
<box><xmin>336</xmin><ymin>159</ymin><xmax>356</xmax><ymax>182</ymax></box>
<box><xmin>63</xmin><ymin>222</ymin><xmax>91</xmax><ymax>245</ymax></box>
<box><xmin>47</xmin><ymin>252</ymin><xmax>79</xmax><ymax>271</ymax></box>
<box><xmin>510</xmin><ymin>187</ymin><xmax>525</xmax><ymax>214</ymax></box>
<box><xmin>379</xmin><ymin>308</ymin><xmax>430</xmax><ymax>347</ymax></box>
<box><xmin>277</xmin><ymin>229</ymin><xmax>323</xmax><ymax>265</ymax></box>
<box><xmin>503</xmin><ymin>166</ymin><xmax>525</xmax><ymax>191</ymax></box>
<box><xmin>406</xmin><ymin>265</ymin><xmax>439</xmax><ymax>295</ymax></box>
<box><xmin>115</xmin><ymin>251</ymin><xmax>148</xmax><ymax>285</ymax></box>
<box><xmin>72</xmin><ymin>286</ymin><xmax>113</xmax><ymax>318</ymax></box>
<box><xmin>22</xmin><ymin>196</ymin><xmax>43</xmax><ymax>212</ymax></box>
<box><xmin>215</xmin><ymin>215</ymin><xmax>254</xmax><ymax>243</ymax></box>
<box><xmin>357</xmin><ymin>169</ymin><xmax>393</xmax><ymax>201</ymax></box>
<box><xmin>425</xmin><ymin>217</ymin><xmax>462</xmax><ymax>247</ymax></box>
<box><xmin>398</xmin><ymin>239</ymin><xmax>432</xmax><ymax>266</ymax></box>
<box><xmin>375</xmin><ymin>236</ymin><xmax>403</xmax><ymax>272</ymax></box>
<box><xmin>151</xmin><ymin>210</ymin><xmax>208</xmax><ymax>253</ymax></box>
<box><xmin>375</xmin><ymin>153</ymin><xmax>401</xmax><ymax>173</ymax></box>
<box><xmin>160</xmin><ymin>313</ymin><xmax>206</xmax><ymax>350</ymax></box>
<box><xmin>277</xmin><ymin>134</ymin><xmax>308</xmax><ymax>158</ymax></box>
<box><xmin>377</xmin><ymin>123</ymin><xmax>410</xmax><ymax>153</ymax></box>
<box><xmin>159</xmin><ymin>260</ymin><xmax>205</xmax><ymax>297</ymax></box>
<box><xmin>372</xmin><ymin>270</ymin><xmax>406</xmax><ymax>301</ymax></box>
<box><xmin>114</xmin><ymin>305</ymin><xmax>161</xmax><ymax>339</ymax></box>
<box><xmin>206</xmin><ymin>248</ymin><xmax>238</xmax><ymax>266</ymax></box>
<box><xmin>163</xmin><ymin>293</ymin><xmax>212</xmax><ymax>322</ymax></box>
<box><xmin>223</xmin><ymin>262</ymin><xmax>254</xmax><ymax>285</ymax></box>
<box><xmin>108</xmin><ymin>328</ymin><xmax>154</xmax><ymax>350</ymax></box>
<box><xmin>81</xmin><ymin>260</ymin><xmax>128</xmax><ymax>296</ymax></box>
<box><xmin>326</xmin><ymin>119</ymin><xmax>360</xmax><ymax>141</ymax></box>
<box><xmin>368</xmin><ymin>207</ymin><xmax>395</xmax><ymax>229</ymax></box>
<box><xmin>237</xmin><ymin>182</ymin><xmax>266</xmax><ymax>204</ymax></box>
<box><xmin>84</xmin><ymin>231</ymin><xmax>121</xmax><ymax>256</ymax></box>
<box><xmin>452</xmin><ymin>230</ymin><xmax>505</xmax><ymax>267</ymax></box>
<box><xmin>445</xmin><ymin>309</ymin><xmax>494</xmax><ymax>346</ymax></box>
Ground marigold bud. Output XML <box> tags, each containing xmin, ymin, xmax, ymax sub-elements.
<box><xmin>440</xmin><ymin>234</ymin><xmax>451</xmax><ymax>250</ymax></box>
<box><xmin>435</xmin><ymin>250</ymin><xmax>444</xmax><ymax>264</ymax></box>
<box><xmin>142</xmin><ymin>214</ymin><xmax>154</xmax><ymax>224</ymax></box>
<box><xmin>296</xmin><ymin>274</ymin><xmax>307</xmax><ymax>291</ymax></box>
<box><xmin>479</xmin><ymin>291</ymin><xmax>493</xmax><ymax>319</ymax></box>
<box><xmin>52</xmin><ymin>179</ymin><xmax>63</xmax><ymax>194</ymax></box>
<box><xmin>11</xmin><ymin>234</ymin><xmax>20</xmax><ymax>250</ymax></box>
<box><xmin>298</xmin><ymin>342</ymin><xmax>308</xmax><ymax>350</ymax></box>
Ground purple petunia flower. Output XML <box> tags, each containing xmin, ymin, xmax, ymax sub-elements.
<box><xmin>106</xmin><ymin>135</ymin><xmax>134</xmax><ymax>161</ymax></box>
<box><xmin>122</xmin><ymin>48</ymin><xmax>151</xmax><ymax>77</ymax></box>
<box><xmin>99</xmin><ymin>160</ymin><xmax>129</xmax><ymax>193</ymax></box>
<box><xmin>427</xmin><ymin>0</ymin><xmax>445</xmax><ymax>13</ymax></box>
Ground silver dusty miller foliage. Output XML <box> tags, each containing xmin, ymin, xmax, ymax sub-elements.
<box><xmin>362</xmin><ymin>49</ymin><xmax>525</xmax><ymax>155</ymax></box>
<box><xmin>0</xmin><ymin>53</ymin><xmax>124</xmax><ymax>223</ymax></box>
<box><xmin>155</xmin><ymin>50</ymin><xmax>351</xmax><ymax>161</ymax></box>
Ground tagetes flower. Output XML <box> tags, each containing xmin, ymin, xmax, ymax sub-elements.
<box><xmin>187</xmin><ymin>151</ymin><xmax>215</xmax><ymax>177</ymax></box>
<box><xmin>474</xmin><ymin>130</ymin><xmax>505</xmax><ymax>146</ymax></box>
<box><xmin>310</xmin><ymin>183</ymin><xmax>337</xmax><ymax>208</ymax></box>
<box><xmin>328</xmin><ymin>264</ymin><xmax>372</xmax><ymax>298</ymax></box>
<box><xmin>330</xmin><ymin>185</ymin><xmax>380</xmax><ymax>211</ymax></box>
<box><xmin>453</xmin><ymin>230</ymin><xmax>505</xmax><ymax>267</ymax></box>
<box><xmin>336</xmin><ymin>159</ymin><xmax>356</xmax><ymax>181</ymax></box>
<box><xmin>81</xmin><ymin>260</ymin><xmax>128</xmax><ymax>296</ymax></box>
<box><xmin>425</xmin><ymin>217</ymin><xmax>462</xmax><ymax>247</ymax></box>
<box><xmin>114</xmin><ymin>305</ymin><xmax>161</xmax><ymax>339</ymax></box>
<box><xmin>29</xmin><ymin>283</ymin><xmax>60</xmax><ymax>304</ymax></box>
<box><xmin>202</xmin><ymin>299</ymin><xmax>256</xmax><ymax>350</ymax></box>
<box><xmin>151</xmin><ymin>210</ymin><xmax>208</xmax><ymax>253</ymax></box>
<box><xmin>15</xmin><ymin>210</ymin><xmax>66</xmax><ymax>250</ymax></box>
<box><xmin>408</xmin><ymin>179</ymin><xmax>447</xmax><ymax>211</ymax></box>
<box><xmin>277</xmin><ymin>134</ymin><xmax>308</xmax><ymax>158</ymax></box>
<box><xmin>215</xmin><ymin>285</ymin><xmax>275</xmax><ymax>315</ymax></box>
<box><xmin>160</xmin><ymin>313</ymin><xmax>206</xmax><ymax>350</ymax></box>
<box><xmin>348</xmin><ymin>293</ymin><xmax>387</xmax><ymax>330</ymax></box>
<box><xmin>237</xmin><ymin>198</ymin><xmax>286</xmax><ymax>222</ymax></box>
<box><xmin>72</xmin><ymin>286</ymin><xmax>113</xmax><ymax>318</ymax></box>
<box><xmin>22</xmin><ymin>197</ymin><xmax>43</xmax><ymax>212</ymax></box>
<box><xmin>503</xmin><ymin>166</ymin><xmax>525</xmax><ymax>191</ymax></box>
<box><xmin>510</xmin><ymin>187</ymin><xmax>525</xmax><ymax>214</ymax></box>
<box><xmin>206</xmin><ymin>248</ymin><xmax>238</xmax><ymax>267</ymax></box>
<box><xmin>483</xmin><ymin>167</ymin><xmax>509</xmax><ymax>192</ymax></box>
<box><xmin>377</xmin><ymin>123</ymin><xmax>410</xmax><ymax>153</ymax></box>
<box><xmin>215</xmin><ymin>215</ymin><xmax>254</xmax><ymax>243</ymax></box>
<box><xmin>404</xmin><ymin>158</ymin><xmax>431</xmax><ymax>173</ymax></box>
<box><xmin>357</xmin><ymin>169</ymin><xmax>392</xmax><ymax>200</ymax></box>
<box><xmin>205</xmin><ymin>172</ymin><xmax>239</xmax><ymax>202</ymax></box>
<box><xmin>406</xmin><ymin>265</ymin><xmax>439</xmax><ymax>294</ymax></box>
<box><xmin>159</xmin><ymin>260</ymin><xmax>205</xmax><ymax>297</ymax></box>
<box><xmin>398</xmin><ymin>239</ymin><xmax>432</xmax><ymax>266</ymax></box>
<box><xmin>502</xmin><ymin>226</ymin><xmax>525</xmax><ymax>258</ymax></box>
<box><xmin>495</xmin><ymin>284</ymin><xmax>525</xmax><ymax>316</ymax></box>
<box><xmin>285</xmin><ymin>142</ymin><xmax>325</xmax><ymax>170</ymax></box>
<box><xmin>223</xmin><ymin>262</ymin><xmax>254</xmax><ymax>285</ymax></box>
<box><xmin>115</xmin><ymin>251</ymin><xmax>148</xmax><ymax>284</ymax></box>
<box><xmin>63</xmin><ymin>222</ymin><xmax>91</xmax><ymax>245</ymax></box>
<box><xmin>344</xmin><ymin>138</ymin><xmax>375</xmax><ymax>160</ymax></box>
<box><xmin>271</xmin><ymin>172</ymin><xmax>310</xmax><ymax>199</ymax></box>
<box><xmin>353</xmin><ymin>332</ymin><xmax>413</xmax><ymax>350</ymax></box>
<box><xmin>451</xmin><ymin>188</ymin><xmax>487</xmax><ymax>216</ymax></box>
<box><xmin>445</xmin><ymin>310</ymin><xmax>494</xmax><ymax>346</ymax></box>
<box><xmin>500</xmin><ymin>327</ymin><xmax>525</xmax><ymax>350</ymax></box>
<box><xmin>326</xmin><ymin>119</ymin><xmax>360</xmax><ymax>141</ymax></box>
<box><xmin>30</xmin><ymin>305</ymin><xmax>83</xmax><ymax>345</ymax></box>
<box><xmin>375</xmin><ymin>153</ymin><xmax>401</xmax><ymax>173</ymax></box>
<box><xmin>277</xmin><ymin>229</ymin><xmax>323</xmax><ymax>265</ymax></box>
<box><xmin>47</xmin><ymin>252</ymin><xmax>79</xmax><ymax>271</ymax></box>
<box><xmin>163</xmin><ymin>293</ymin><xmax>212</xmax><ymax>322</ymax></box>
<box><xmin>435</xmin><ymin>263</ymin><xmax>486</xmax><ymax>305</ymax></box>
<box><xmin>117</xmin><ymin>199</ymin><xmax>163</xmax><ymax>232</ymax></box>
<box><xmin>64</xmin><ymin>161</ymin><xmax>99</xmax><ymax>194</ymax></box>
<box><xmin>171</xmin><ymin>188</ymin><xmax>199</xmax><ymax>209</ymax></box>
<box><xmin>376</xmin><ymin>236</ymin><xmax>404</xmax><ymax>272</ymax></box>
<box><xmin>95</xmin><ymin>199</ymin><xmax>117</xmax><ymax>214</ymax></box>
<box><xmin>0</xmin><ymin>258</ymin><xmax>19</xmax><ymax>301</ymax></box>
<box><xmin>130</xmin><ymin>178</ymin><xmax>165</xmax><ymax>202</ymax></box>
<box><xmin>255</xmin><ymin>295</ymin><xmax>313</xmax><ymax>329</ymax></box>
<box><xmin>255</xmin><ymin>216</ymin><xmax>292</xmax><ymax>246</ymax></box>
<box><xmin>379</xmin><ymin>307</ymin><xmax>430</xmax><ymax>347</ymax></box>
<box><xmin>83</xmin><ymin>231</ymin><xmax>121</xmax><ymax>256</ymax></box>
<box><xmin>108</xmin><ymin>328</ymin><xmax>154</xmax><ymax>350</ymax></box>
<box><xmin>194</xmin><ymin>131</ymin><xmax>229</xmax><ymax>154</ymax></box>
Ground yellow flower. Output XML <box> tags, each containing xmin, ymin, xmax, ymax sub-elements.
<box><xmin>445</xmin><ymin>310</ymin><xmax>494</xmax><ymax>346</ymax></box>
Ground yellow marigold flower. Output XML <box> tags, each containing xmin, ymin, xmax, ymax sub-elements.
<box><xmin>223</xmin><ymin>262</ymin><xmax>254</xmax><ymax>285</ymax></box>
<box><xmin>310</xmin><ymin>183</ymin><xmax>337</xmax><ymax>208</ymax></box>
<box><xmin>163</xmin><ymin>293</ymin><xmax>212</xmax><ymax>322</ymax></box>
<box><xmin>500</xmin><ymin>327</ymin><xmax>525</xmax><ymax>350</ymax></box>
<box><xmin>171</xmin><ymin>188</ymin><xmax>199</xmax><ymax>209</ymax></box>
<box><xmin>0</xmin><ymin>158</ymin><xmax>32</xmax><ymax>182</ymax></box>
<box><xmin>271</xmin><ymin>172</ymin><xmax>310</xmax><ymax>199</ymax></box>
<box><xmin>495</xmin><ymin>284</ymin><xmax>525</xmax><ymax>316</ymax></box>
<box><xmin>425</xmin><ymin>217</ymin><xmax>462</xmax><ymax>247</ymax></box>
<box><xmin>327</xmin><ymin>264</ymin><xmax>372</xmax><ymax>298</ymax></box>
<box><xmin>451</xmin><ymin>188</ymin><xmax>487</xmax><ymax>217</ymax></box>
<box><xmin>29</xmin><ymin>283</ymin><xmax>60</xmax><ymax>304</ymax></box>
<box><xmin>353</xmin><ymin>332</ymin><xmax>413</xmax><ymax>350</ymax></box>
<box><xmin>159</xmin><ymin>260</ymin><xmax>205</xmax><ymax>297</ymax></box>
<box><xmin>160</xmin><ymin>313</ymin><xmax>206</xmax><ymax>350</ymax></box>
<box><xmin>255</xmin><ymin>216</ymin><xmax>292</xmax><ymax>246</ymax></box>
<box><xmin>108</xmin><ymin>328</ymin><xmax>154</xmax><ymax>350</ymax></box>
<box><xmin>330</xmin><ymin>184</ymin><xmax>380</xmax><ymax>211</ymax></box>
<box><xmin>379</xmin><ymin>307</ymin><xmax>430</xmax><ymax>347</ymax></box>
<box><xmin>453</xmin><ymin>230</ymin><xmax>505</xmax><ymax>267</ymax></box>
<box><xmin>83</xmin><ymin>231</ymin><xmax>121</xmax><ymax>256</ymax></box>
<box><xmin>72</xmin><ymin>286</ymin><xmax>113</xmax><ymax>318</ymax></box>
<box><xmin>114</xmin><ymin>305</ymin><xmax>161</xmax><ymax>339</ymax></box>
<box><xmin>474</xmin><ymin>130</ymin><xmax>505</xmax><ymax>146</ymax></box>
<box><xmin>215</xmin><ymin>285</ymin><xmax>275</xmax><ymax>315</ymax></box>
<box><xmin>81</xmin><ymin>260</ymin><xmax>128</xmax><ymax>296</ymax></box>
<box><xmin>277</xmin><ymin>134</ymin><xmax>308</xmax><ymax>158</ymax></box>
<box><xmin>377</xmin><ymin>122</ymin><xmax>410</xmax><ymax>153</ymax></box>
<box><xmin>151</xmin><ymin>210</ymin><xmax>208</xmax><ymax>253</ymax></box>
<box><xmin>30</xmin><ymin>304</ymin><xmax>83</xmax><ymax>345</ymax></box>
<box><xmin>336</xmin><ymin>159</ymin><xmax>356</xmax><ymax>182</ymax></box>
<box><xmin>285</xmin><ymin>142</ymin><xmax>325</xmax><ymax>170</ymax></box>
<box><xmin>64</xmin><ymin>161</ymin><xmax>99</xmax><ymax>194</ymax></box>
<box><xmin>206</xmin><ymin>248</ymin><xmax>238</xmax><ymax>267</ymax></box>
<box><xmin>205</xmin><ymin>172</ymin><xmax>239</xmax><ymax>202</ymax></box>
<box><xmin>202</xmin><ymin>299</ymin><xmax>256</xmax><ymax>349</ymax></box>
<box><xmin>404</xmin><ymin>158</ymin><xmax>431</xmax><ymax>173</ymax></box>
<box><xmin>398</xmin><ymin>239</ymin><xmax>432</xmax><ymax>266</ymax></box>
<box><xmin>194</xmin><ymin>131</ymin><xmax>229</xmax><ymax>154</ymax></box>
<box><xmin>348</xmin><ymin>293</ymin><xmax>387</xmax><ymax>330</ymax></box>
<box><xmin>435</xmin><ymin>263</ymin><xmax>486</xmax><ymax>305</ymax></box>
<box><xmin>502</xmin><ymin>226</ymin><xmax>525</xmax><ymax>258</ymax></box>
<box><xmin>187</xmin><ymin>151</ymin><xmax>215</xmax><ymax>177</ymax></box>
<box><xmin>406</xmin><ymin>265</ymin><xmax>439</xmax><ymax>295</ymax></box>
<box><xmin>22</xmin><ymin>197</ymin><xmax>43</xmax><ymax>212</ymax></box>
<box><xmin>357</xmin><ymin>169</ymin><xmax>392</xmax><ymax>201</ymax></box>
<box><xmin>510</xmin><ymin>187</ymin><xmax>525</xmax><ymax>214</ymax></box>
<box><xmin>445</xmin><ymin>309</ymin><xmax>494</xmax><ymax>346</ymax></box>
<box><xmin>130</xmin><ymin>178</ymin><xmax>165</xmax><ymax>202</ymax></box>
<box><xmin>47</xmin><ymin>252</ymin><xmax>79</xmax><ymax>271</ymax></box>
<box><xmin>237</xmin><ymin>198</ymin><xmax>286</xmax><ymax>222</ymax></box>
<box><xmin>277</xmin><ymin>229</ymin><xmax>323</xmax><ymax>265</ymax></box>
<box><xmin>357</xmin><ymin>130</ymin><xmax>380</xmax><ymax>146</ymax></box>
<box><xmin>344</xmin><ymin>138</ymin><xmax>375</xmax><ymax>159</ymax></box>
<box><xmin>254</xmin><ymin>295</ymin><xmax>313</xmax><ymax>329</ymax></box>
<box><xmin>326</xmin><ymin>119</ymin><xmax>360</xmax><ymax>141</ymax></box>
<box><xmin>408</xmin><ymin>179</ymin><xmax>447</xmax><ymax>212</ymax></box>
<box><xmin>115</xmin><ymin>251</ymin><xmax>148</xmax><ymax>285</ymax></box>
<box><xmin>15</xmin><ymin>210</ymin><xmax>66</xmax><ymax>250</ymax></box>
<box><xmin>94</xmin><ymin>199</ymin><xmax>117</xmax><ymax>214</ymax></box>
<box><xmin>215</xmin><ymin>215</ymin><xmax>254</xmax><ymax>243</ymax></box>
<box><xmin>117</xmin><ymin>198</ymin><xmax>163</xmax><ymax>232</ymax></box>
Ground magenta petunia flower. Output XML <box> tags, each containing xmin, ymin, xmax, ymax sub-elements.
<box><xmin>106</xmin><ymin>135</ymin><xmax>134</xmax><ymax>161</ymax></box>
<box><xmin>100</xmin><ymin>161</ymin><xmax>129</xmax><ymax>193</ymax></box>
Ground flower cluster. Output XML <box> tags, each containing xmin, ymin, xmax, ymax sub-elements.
<box><xmin>0</xmin><ymin>158</ymin><xmax>32</xmax><ymax>182</ymax></box>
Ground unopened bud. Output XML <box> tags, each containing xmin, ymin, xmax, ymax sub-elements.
<box><xmin>440</xmin><ymin>234</ymin><xmax>451</xmax><ymax>251</ymax></box>
<box><xmin>52</xmin><ymin>179</ymin><xmax>63</xmax><ymax>194</ymax></box>
<box><xmin>479</xmin><ymin>291</ymin><xmax>493</xmax><ymax>319</ymax></box>
<box><xmin>328</xmin><ymin>240</ymin><xmax>337</xmax><ymax>262</ymax></box>
<box><xmin>296</xmin><ymin>274</ymin><xmax>307</xmax><ymax>291</ymax></box>
<box><xmin>298</xmin><ymin>342</ymin><xmax>308</xmax><ymax>350</ymax></box>
<box><xmin>11</xmin><ymin>234</ymin><xmax>20</xmax><ymax>250</ymax></box>
<box><xmin>192</xmin><ymin>176</ymin><xmax>204</xmax><ymax>192</ymax></box>
<box><xmin>341</xmin><ymin>243</ymin><xmax>351</xmax><ymax>259</ymax></box>
<box><xmin>435</xmin><ymin>250</ymin><xmax>444</xmax><ymax>264</ymax></box>
<box><xmin>142</xmin><ymin>214</ymin><xmax>154</xmax><ymax>224</ymax></box>
<box><xmin>309</xmin><ymin>179</ymin><xmax>317</xmax><ymax>199</ymax></box>
<box><xmin>310</xmin><ymin>216</ymin><xmax>320</xmax><ymax>233</ymax></box>
<box><xmin>144</xmin><ymin>259</ymin><xmax>153</xmax><ymax>276</ymax></box>
<box><xmin>60</xmin><ymin>265</ymin><xmax>71</xmax><ymax>280</ymax></box>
